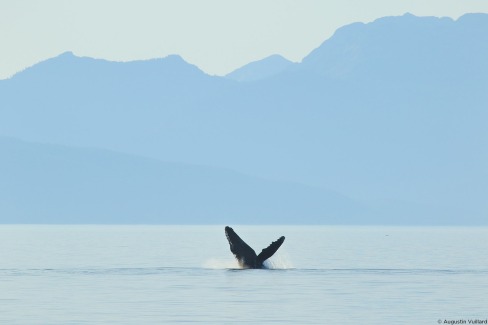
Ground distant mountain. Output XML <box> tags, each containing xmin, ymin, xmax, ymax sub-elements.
<box><xmin>0</xmin><ymin>137</ymin><xmax>369</xmax><ymax>224</ymax></box>
<box><xmin>299</xmin><ymin>13</ymin><xmax>488</xmax><ymax>84</ymax></box>
<box><xmin>1</xmin><ymin>51</ymin><xmax>230</xmax><ymax>109</ymax></box>
<box><xmin>1</xmin><ymin>13</ymin><xmax>487</xmax><ymax>224</ymax></box>
<box><xmin>226</xmin><ymin>55</ymin><xmax>295</xmax><ymax>82</ymax></box>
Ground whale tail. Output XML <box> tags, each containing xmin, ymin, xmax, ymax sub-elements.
<box><xmin>225</xmin><ymin>226</ymin><xmax>285</xmax><ymax>269</ymax></box>
<box><xmin>256</xmin><ymin>235</ymin><xmax>286</xmax><ymax>266</ymax></box>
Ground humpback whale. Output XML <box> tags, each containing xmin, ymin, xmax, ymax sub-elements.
<box><xmin>225</xmin><ymin>226</ymin><xmax>285</xmax><ymax>269</ymax></box>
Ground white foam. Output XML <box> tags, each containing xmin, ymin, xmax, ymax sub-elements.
<box><xmin>203</xmin><ymin>253</ymin><xmax>294</xmax><ymax>270</ymax></box>
<box><xmin>263</xmin><ymin>252</ymin><xmax>294</xmax><ymax>269</ymax></box>
<box><xmin>202</xmin><ymin>258</ymin><xmax>240</xmax><ymax>269</ymax></box>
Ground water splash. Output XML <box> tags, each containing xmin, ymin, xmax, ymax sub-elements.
<box><xmin>263</xmin><ymin>253</ymin><xmax>294</xmax><ymax>270</ymax></box>
<box><xmin>203</xmin><ymin>252</ymin><xmax>294</xmax><ymax>270</ymax></box>
<box><xmin>202</xmin><ymin>258</ymin><xmax>240</xmax><ymax>269</ymax></box>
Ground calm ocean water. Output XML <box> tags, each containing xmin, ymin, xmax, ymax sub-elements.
<box><xmin>1</xmin><ymin>225</ymin><xmax>487</xmax><ymax>324</ymax></box>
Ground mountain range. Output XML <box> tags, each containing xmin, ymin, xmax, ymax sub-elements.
<box><xmin>1</xmin><ymin>13</ymin><xmax>487</xmax><ymax>224</ymax></box>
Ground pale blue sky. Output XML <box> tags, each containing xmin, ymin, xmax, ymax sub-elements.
<box><xmin>1</xmin><ymin>0</ymin><xmax>487</xmax><ymax>79</ymax></box>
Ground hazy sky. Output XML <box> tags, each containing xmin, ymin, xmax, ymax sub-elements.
<box><xmin>1</xmin><ymin>0</ymin><xmax>487</xmax><ymax>78</ymax></box>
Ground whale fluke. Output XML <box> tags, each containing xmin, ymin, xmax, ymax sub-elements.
<box><xmin>225</xmin><ymin>226</ymin><xmax>285</xmax><ymax>269</ymax></box>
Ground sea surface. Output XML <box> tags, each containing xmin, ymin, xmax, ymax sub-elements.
<box><xmin>1</xmin><ymin>225</ymin><xmax>487</xmax><ymax>324</ymax></box>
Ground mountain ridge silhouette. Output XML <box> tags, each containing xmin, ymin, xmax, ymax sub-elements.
<box><xmin>1</xmin><ymin>13</ymin><xmax>486</xmax><ymax>224</ymax></box>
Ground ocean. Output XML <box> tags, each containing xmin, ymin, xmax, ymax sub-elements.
<box><xmin>1</xmin><ymin>225</ymin><xmax>487</xmax><ymax>324</ymax></box>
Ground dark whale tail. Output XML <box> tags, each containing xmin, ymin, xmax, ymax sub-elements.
<box><xmin>225</xmin><ymin>226</ymin><xmax>285</xmax><ymax>269</ymax></box>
